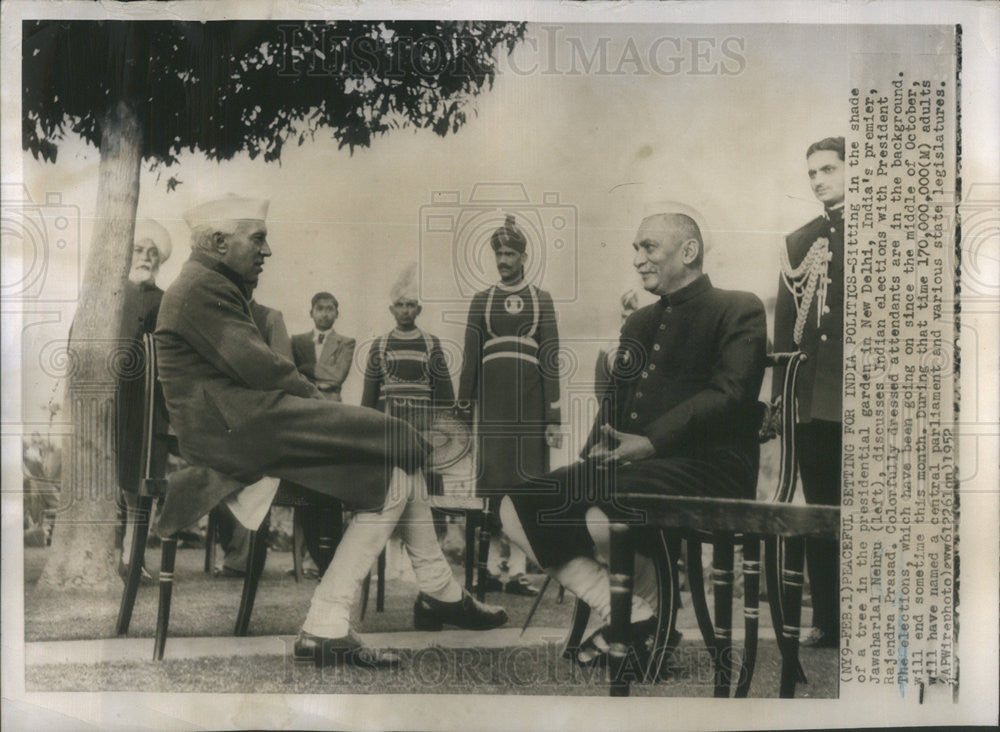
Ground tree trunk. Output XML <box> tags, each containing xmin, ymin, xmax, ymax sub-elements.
<box><xmin>38</xmin><ymin>101</ymin><xmax>143</xmax><ymax>592</ymax></box>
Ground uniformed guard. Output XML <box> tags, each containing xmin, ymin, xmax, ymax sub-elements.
<box><xmin>362</xmin><ymin>262</ymin><xmax>455</xmax><ymax>411</ymax></box>
<box><xmin>773</xmin><ymin>136</ymin><xmax>845</xmax><ymax>648</ymax></box>
<box><xmin>361</xmin><ymin>263</ymin><xmax>456</xmax><ymax>587</ymax></box>
<box><xmin>458</xmin><ymin>215</ymin><xmax>562</xmax><ymax>596</ymax></box>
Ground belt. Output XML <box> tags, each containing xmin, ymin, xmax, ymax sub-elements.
<box><xmin>316</xmin><ymin>382</ymin><xmax>341</xmax><ymax>393</ymax></box>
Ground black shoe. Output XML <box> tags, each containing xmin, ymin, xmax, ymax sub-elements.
<box><xmin>800</xmin><ymin>627</ymin><xmax>838</xmax><ymax>648</ymax></box>
<box><xmin>475</xmin><ymin>574</ymin><xmax>504</xmax><ymax>594</ymax></box>
<box><xmin>504</xmin><ymin>575</ymin><xmax>540</xmax><ymax>597</ymax></box>
<box><xmin>213</xmin><ymin>566</ymin><xmax>246</xmax><ymax>579</ymax></box>
<box><xmin>630</xmin><ymin>618</ymin><xmax>684</xmax><ymax>681</ymax></box>
<box><xmin>293</xmin><ymin>630</ymin><xmax>402</xmax><ymax>669</ymax></box>
<box><xmin>413</xmin><ymin>589</ymin><xmax>509</xmax><ymax>631</ymax></box>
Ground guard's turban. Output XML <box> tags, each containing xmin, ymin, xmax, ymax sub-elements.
<box><xmin>490</xmin><ymin>214</ymin><xmax>527</xmax><ymax>254</ymax></box>
<box><xmin>390</xmin><ymin>262</ymin><xmax>420</xmax><ymax>303</ymax></box>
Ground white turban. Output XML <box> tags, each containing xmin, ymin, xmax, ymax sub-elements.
<box><xmin>133</xmin><ymin>219</ymin><xmax>172</xmax><ymax>263</ymax></box>
<box><xmin>390</xmin><ymin>262</ymin><xmax>420</xmax><ymax>303</ymax></box>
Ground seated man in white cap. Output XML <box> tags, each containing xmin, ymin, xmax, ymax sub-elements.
<box><xmin>154</xmin><ymin>195</ymin><xmax>507</xmax><ymax>669</ymax></box>
<box><xmin>117</xmin><ymin>219</ymin><xmax>172</xmax><ymax>581</ymax></box>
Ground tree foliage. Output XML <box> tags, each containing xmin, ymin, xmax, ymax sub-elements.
<box><xmin>23</xmin><ymin>20</ymin><xmax>526</xmax><ymax>166</ymax></box>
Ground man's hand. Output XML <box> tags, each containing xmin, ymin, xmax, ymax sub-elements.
<box><xmin>586</xmin><ymin>424</ymin><xmax>655</xmax><ymax>465</ymax></box>
<box><xmin>545</xmin><ymin>423</ymin><xmax>563</xmax><ymax>449</ymax></box>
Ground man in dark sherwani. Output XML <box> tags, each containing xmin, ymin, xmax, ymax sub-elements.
<box><xmin>154</xmin><ymin>195</ymin><xmax>506</xmax><ymax>669</ymax></box>
<box><xmin>498</xmin><ymin>210</ymin><xmax>767</xmax><ymax>664</ymax></box>
<box><xmin>773</xmin><ymin>136</ymin><xmax>845</xmax><ymax>648</ymax></box>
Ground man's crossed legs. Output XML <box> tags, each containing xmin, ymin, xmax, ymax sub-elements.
<box><xmin>295</xmin><ymin>467</ymin><xmax>508</xmax><ymax>668</ymax></box>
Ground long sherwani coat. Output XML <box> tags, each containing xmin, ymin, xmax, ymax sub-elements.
<box><xmin>509</xmin><ymin>275</ymin><xmax>768</xmax><ymax>568</ymax></box>
<box><xmin>153</xmin><ymin>252</ymin><xmax>425</xmax><ymax>536</ymax></box>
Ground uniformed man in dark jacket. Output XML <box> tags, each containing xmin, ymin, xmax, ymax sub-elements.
<box><xmin>772</xmin><ymin>136</ymin><xmax>845</xmax><ymax>648</ymax></box>
<box><xmin>498</xmin><ymin>210</ymin><xmax>767</xmax><ymax>664</ymax></box>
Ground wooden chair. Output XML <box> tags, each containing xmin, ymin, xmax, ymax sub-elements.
<box><xmin>205</xmin><ymin>495</ymin><xmax>345</xmax><ymax>584</ymax></box>
<box><xmin>562</xmin><ymin>352</ymin><xmax>841</xmax><ymax>697</ymax></box>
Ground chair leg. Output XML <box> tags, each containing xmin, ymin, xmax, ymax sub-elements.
<box><xmin>153</xmin><ymin>535</ymin><xmax>177</xmax><ymax>660</ymax></box>
<box><xmin>735</xmin><ymin>537</ymin><xmax>761</xmax><ymax>698</ymax></box>
<box><xmin>686</xmin><ymin>540</ymin><xmax>716</xmax><ymax>649</ymax></box>
<box><xmin>643</xmin><ymin>530</ymin><xmax>677</xmax><ymax>683</ymax></box>
<box><xmin>712</xmin><ymin>536</ymin><xmax>736</xmax><ymax>698</ymax></box>
<box><xmin>376</xmin><ymin>548</ymin><xmax>386</xmax><ymax>613</ymax></box>
<box><xmin>779</xmin><ymin>536</ymin><xmax>807</xmax><ymax>698</ymax></box>
<box><xmin>464</xmin><ymin>511</ymin><xmax>478</xmax><ymax>593</ymax></box>
<box><xmin>234</xmin><ymin>513</ymin><xmax>271</xmax><ymax>637</ymax></box>
<box><xmin>607</xmin><ymin>522</ymin><xmax>634</xmax><ymax>697</ymax></box>
<box><xmin>204</xmin><ymin>507</ymin><xmax>218</xmax><ymax>574</ymax></box>
<box><xmin>314</xmin><ymin>503</ymin><xmax>341</xmax><ymax>575</ymax></box>
<box><xmin>360</xmin><ymin>572</ymin><xmax>372</xmax><ymax>621</ymax></box>
<box><xmin>765</xmin><ymin>536</ymin><xmax>807</xmax><ymax>684</ymax></box>
<box><xmin>116</xmin><ymin>494</ymin><xmax>152</xmax><ymax>637</ymax></box>
<box><xmin>475</xmin><ymin>510</ymin><xmax>492</xmax><ymax>602</ymax></box>
<box><xmin>292</xmin><ymin>507</ymin><xmax>305</xmax><ymax>583</ymax></box>
<box><xmin>562</xmin><ymin>598</ymin><xmax>591</xmax><ymax>660</ymax></box>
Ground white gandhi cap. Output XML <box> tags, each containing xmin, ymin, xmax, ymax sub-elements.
<box><xmin>183</xmin><ymin>195</ymin><xmax>270</xmax><ymax>231</ymax></box>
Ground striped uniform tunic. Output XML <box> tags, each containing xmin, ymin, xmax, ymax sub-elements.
<box><xmin>361</xmin><ymin>327</ymin><xmax>454</xmax><ymax>412</ymax></box>
<box><xmin>459</xmin><ymin>282</ymin><xmax>561</xmax><ymax>493</ymax></box>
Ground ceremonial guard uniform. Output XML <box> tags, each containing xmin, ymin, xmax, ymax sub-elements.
<box><xmin>459</xmin><ymin>217</ymin><xmax>561</xmax><ymax>594</ymax></box>
<box><xmin>773</xmin><ymin>205</ymin><xmax>844</xmax><ymax>645</ymax></box>
<box><xmin>362</xmin><ymin>329</ymin><xmax>454</xmax><ymax>410</ymax></box>
<box><xmin>459</xmin><ymin>281</ymin><xmax>561</xmax><ymax>492</ymax></box>
<box><xmin>458</xmin><ymin>216</ymin><xmax>560</xmax><ymax>595</ymax></box>
<box><xmin>773</xmin><ymin>137</ymin><xmax>846</xmax><ymax>647</ymax></box>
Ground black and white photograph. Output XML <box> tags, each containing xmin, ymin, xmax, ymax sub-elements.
<box><xmin>2</xmin><ymin>1</ymin><xmax>997</xmax><ymax>729</ymax></box>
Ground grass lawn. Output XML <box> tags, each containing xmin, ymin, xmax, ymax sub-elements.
<box><xmin>24</xmin><ymin>545</ymin><xmax>838</xmax><ymax>697</ymax></box>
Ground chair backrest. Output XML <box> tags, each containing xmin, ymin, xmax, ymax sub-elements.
<box><xmin>140</xmin><ymin>333</ymin><xmax>175</xmax><ymax>489</ymax></box>
<box><xmin>761</xmin><ymin>351</ymin><xmax>807</xmax><ymax>505</ymax></box>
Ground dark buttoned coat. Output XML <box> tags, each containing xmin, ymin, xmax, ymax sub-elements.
<box><xmin>772</xmin><ymin>211</ymin><xmax>845</xmax><ymax>423</ymax></box>
<box><xmin>586</xmin><ymin>274</ymin><xmax>767</xmax><ymax>460</ymax></box>
<box><xmin>153</xmin><ymin>252</ymin><xmax>425</xmax><ymax>536</ymax></box>
<box><xmin>508</xmin><ymin>274</ymin><xmax>768</xmax><ymax>569</ymax></box>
